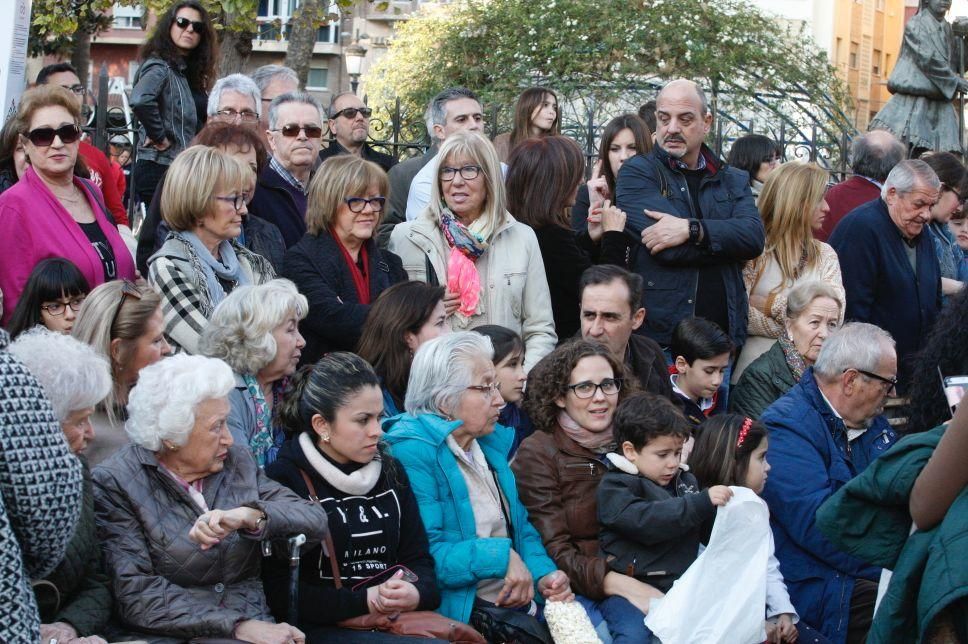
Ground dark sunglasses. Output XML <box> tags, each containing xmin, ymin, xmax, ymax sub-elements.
<box><xmin>174</xmin><ymin>16</ymin><xmax>206</xmax><ymax>33</ymax></box>
<box><xmin>273</xmin><ymin>123</ymin><xmax>324</xmax><ymax>138</ymax></box>
<box><xmin>941</xmin><ymin>182</ymin><xmax>967</xmax><ymax>205</ymax></box>
<box><xmin>25</xmin><ymin>124</ymin><xmax>81</xmax><ymax>147</ymax></box>
<box><xmin>332</xmin><ymin>107</ymin><xmax>372</xmax><ymax>120</ymax></box>
<box><xmin>344</xmin><ymin>196</ymin><xmax>386</xmax><ymax>213</ymax></box>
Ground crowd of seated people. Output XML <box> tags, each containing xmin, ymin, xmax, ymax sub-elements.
<box><xmin>3</xmin><ymin>26</ymin><xmax>968</xmax><ymax>642</ymax></box>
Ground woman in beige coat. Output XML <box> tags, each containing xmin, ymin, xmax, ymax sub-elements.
<box><xmin>389</xmin><ymin>131</ymin><xmax>556</xmax><ymax>371</ymax></box>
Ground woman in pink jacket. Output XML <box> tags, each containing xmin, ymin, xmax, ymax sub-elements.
<box><xmin>0</xmin><ymin>85</ymin><xmax>135</xmax><ymax>325</ymax></box>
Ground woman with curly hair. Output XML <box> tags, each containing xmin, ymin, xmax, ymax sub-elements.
<box><xmin>130</xmin><ymin>0</ymin><xmax>217</xmax><ymax>207</ymax></box>
<box><xmin>513</xmin><ymin>340</ymin><xmax>658</xmax><ymax>643</ymax></box>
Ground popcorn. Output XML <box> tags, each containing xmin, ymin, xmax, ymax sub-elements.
<box><xmin>544</xmin><ymin>600</ymin><xmax>602</xmax><ymax>644</ymax></box>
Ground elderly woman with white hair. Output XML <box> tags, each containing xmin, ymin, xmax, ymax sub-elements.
<box><xmin>383</xmin><ymin>332</ymin><xmax>575</xmax><ymax>641</ymax></box>
<box><xmin>199</xmin><ymin>278</ymin><xmax>307</xmax><ymax>468</ymax></box>
<box><xmin>9</xmin><ymin>328</ymin><xmax>113</xmax><ymax>644</ymax></box>
<box><xmin>92</xmin><ymin>354</ymin><xmax>327</xmax><ymax>643</ymax></box>
<box><xmin>389</xmin><ymin>131</ymin><xmax>557</xmax><ymax>371</ymax></box>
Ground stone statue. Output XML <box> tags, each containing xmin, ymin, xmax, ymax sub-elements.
<box><xmin>869</xmin><ymin>0</ymin><xmax>968</xmax><ymax>154</ymax></box>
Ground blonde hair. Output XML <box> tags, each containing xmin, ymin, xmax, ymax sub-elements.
<box><xmin>16</xmin><ymin>85</ymin><xmax>81</xmax><ymax>133</ymax></box>
<box><xmin>305</xmin><ymin>155</ymin><xmax>389</xmax><ymax>235</ymax></box>
<box><xmin>72</xmin><ymin>280</ymin><xmax>163</xmax><ymax>422</ymax></box>
<box><xmin>427</xmin><ymin>131</ymin><xmax>507</xmax><ymax>241</ymax></box>
<box><xmin>160</xmin><ymin>145</ymin><xmax>252</xmax><ymax>231</ymax></box>
<box><xmin>755</xmin><ymin>161</ymin><xmax>828</xmax><ymax>287</ymax></box>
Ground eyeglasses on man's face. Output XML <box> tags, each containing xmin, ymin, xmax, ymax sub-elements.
<box><xmin>332</xmin><ymin>107</ymin><xmax>372</xmax><ymax>120</ymax></box>
<box><xmin>271</xmin><ymin>123</ymin><xmax>324</xmax><ymax>139</ymax></box>
<box><xmin>214</xmin><ymin>108</ymin><xmax>259</xmax><ymax>123</ymax></box>
<box><xmin>847</xmin><ymin>368</ymin><xmax>898</xmax><ymax>393</ymax></box>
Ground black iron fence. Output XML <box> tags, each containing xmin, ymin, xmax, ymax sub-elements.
<box><xmin>84</xmin><ymin>66</ymin><xmax>863</xmax><ymax>228</ymax></box>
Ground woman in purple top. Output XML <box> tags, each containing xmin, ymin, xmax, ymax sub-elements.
<box><xmin>0</xmin><ymin>85</ymin><xmax>134</xmax><ymax>325</ymax></box>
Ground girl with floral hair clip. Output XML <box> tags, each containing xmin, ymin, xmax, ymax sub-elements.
<box><xmin>691</xmin><ymin>414</ymin><xmax>830</xmax><ymax>643</ymax></box>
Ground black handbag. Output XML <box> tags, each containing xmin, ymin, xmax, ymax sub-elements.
<box><xmin>468</xmin><ymin>600</ymin><xmax>553</xmax><ymax>644</ymax></box>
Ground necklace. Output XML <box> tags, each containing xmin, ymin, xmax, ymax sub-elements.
<box><xmin>51</xmin><ymin>184</ymin><xmax>83</xmax><ymax>204</ymax></box>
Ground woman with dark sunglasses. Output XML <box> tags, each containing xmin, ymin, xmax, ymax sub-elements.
<box><xmin>283</xmin><ymin>155</ymin><xmax>406</xmax><ymax>366</ymax></box>
<box><xmin>130</xmin><ymin>0</ymin><xmax>217</xmax><ymax>208</ymax></box>
<box><xmin>0</xmin><ymin>85</ymin><xmax>136</xmax><ymax>327</ymax></box>
<box><xmin>920</xmin><ymin>152</ymin><xmax>967</xmax><ymax>299</ymax></box>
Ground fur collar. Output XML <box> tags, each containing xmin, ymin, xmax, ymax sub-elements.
<box><xmin>605</xmin><ymin>451</ymin><xmax>690</xmax><ymax>475</ymax></box>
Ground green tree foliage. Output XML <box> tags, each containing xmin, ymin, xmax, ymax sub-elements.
<box><xmin>367</xmin><ymin>0</ymin><xmax>854</xmax><ymax>141</ymax></box>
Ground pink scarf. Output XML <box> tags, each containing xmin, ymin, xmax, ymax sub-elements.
<box><xmin>557</xmin><ymin>409</ymin><xmax>614</xmax><ymax>452</ymax></box>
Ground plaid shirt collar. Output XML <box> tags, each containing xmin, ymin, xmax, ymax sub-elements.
<box><xmin>672</xmin><ymin>153</ymin><xmax>707</xmax><ymax>171</ymax></box>
<box><xmin>270</xmin><ymin>155</ymin><xmax>308</xmax><ymax>194</ymax></box>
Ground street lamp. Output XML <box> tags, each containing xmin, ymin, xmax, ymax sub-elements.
<box><xmin>344</xmin><ymin>43</ymin><xmax>367</xmax><ymax>95</ymax></box>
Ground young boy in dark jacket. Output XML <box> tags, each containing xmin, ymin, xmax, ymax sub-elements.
<box><xmin>597</xmin><ymin>392</ymin><xmax>732</xmax><ymax>594</ymax></box>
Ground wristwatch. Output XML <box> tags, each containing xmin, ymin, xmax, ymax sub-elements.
<box><xmin>688</xmin><ymin>219</ymin><xmax>703</xmax><ymax>245</ymax></box>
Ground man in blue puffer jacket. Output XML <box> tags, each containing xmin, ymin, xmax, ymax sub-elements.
<box><xmin>760</xmin><ymin>323</ymin><xmax>899</xmax><ymax>644</ymax></box>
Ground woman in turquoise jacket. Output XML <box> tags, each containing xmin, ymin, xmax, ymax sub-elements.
<box><xmin>383</xmin><ymin>332</ymin><xmax>574</xmax><ymax>633</ymax></box>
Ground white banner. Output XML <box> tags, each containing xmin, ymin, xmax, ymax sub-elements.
<box><xmin>0</xmin><ymin>0</ymin><xmax>33</xmax><ymax>121</ymax></box>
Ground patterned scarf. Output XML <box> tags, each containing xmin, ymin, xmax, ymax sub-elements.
<box><xmin>440</xmin><ymin>207</ymin><xmax>488</xmax><ymax>321</ymax></box>
<box><xmin>242</xmin><ymin>374</ymin><xmax>287</xmax><ymax>468</ymax></box>
<box><xmin>778</xmin><ymin>331</ymin><xmax>808</xmax><ymax>382</ymax></box>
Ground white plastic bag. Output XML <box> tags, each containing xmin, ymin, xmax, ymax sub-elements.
<box><xmin>645</xmin><ymin>487</ymin><xmax>770</xmax><ymax>644</ymax></box>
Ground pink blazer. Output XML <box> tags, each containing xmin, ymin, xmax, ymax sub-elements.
<box><xmin>0</xmin><ymin>166</ymin><xmax>136</xmax><ymax>325</ymax></box>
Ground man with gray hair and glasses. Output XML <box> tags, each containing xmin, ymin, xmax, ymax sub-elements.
<box><xmin>817</xmin><ymin>129</ymin><xmax>906</xmax><ymax>241</ymax></box>
<box><xmin>759</xmin><ymin>322</ymin><xmax>898</xmax><ymax>644</ymax></box>
<box><xmin>830</xmin><ymin>158</ymin><xmax>942</xmax><ymax>393</ymax></box>
<box><xmin>207</xmin><ymin>73</ymin><xmax>262</xmax><ymax>125</ymax></box>
<box><xmin>249</xmin><ymin>91</ymin><xmax>324</xmax><ymax>247</ymax></box>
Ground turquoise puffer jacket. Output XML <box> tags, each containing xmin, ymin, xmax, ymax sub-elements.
<box><xmin>383</xmin><ymin>413</ymin><xmax>557</xmax><ymax>623</ymax></box>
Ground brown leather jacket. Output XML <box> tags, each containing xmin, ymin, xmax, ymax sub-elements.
<box><xmin>512</xmin><ymin>428</ymin><xmax>609</xmax><ymax>599</ymax></box>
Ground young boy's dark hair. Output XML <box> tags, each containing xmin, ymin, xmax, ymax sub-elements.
<box><xmin>613</xmin><ymin>392</ymin><xmax>691</xmax><ymax>451</ymax></box>
<box><xmin>670</xmin><ymin>317</ymin><xmax>734</xmax><ymax>365</ymax></box>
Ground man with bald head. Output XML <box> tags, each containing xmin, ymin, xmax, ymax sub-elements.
<box><xmin>615</xmin><ymin>79</ymin><xmax>764</xmax><ymax>395</ymax></box>
<box><xmin>817</xmin><ymin>129</ymin><xmax>906</xmax><ymax>241</ymax></box>
<box><xmin>318</xmin><ymin>91</ymin><xmax>396</xmax><ymax>172</ymax></box>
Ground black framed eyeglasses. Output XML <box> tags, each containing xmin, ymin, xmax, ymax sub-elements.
<box><xmin>40</xmin><ymin>297</ymin><xmax>86</xmax><ymax>317</ymax></box>
<box><xmin>174</xmin><ymin>16</ymin><xmax>205</xmax><ymax>33</ymax></box>
<box><xmin>332</xmin><ymin>107</ymin><xmax>372</xmax><ymax>119</ymax></box>
<box><xmin>344</xmin><ymin>196</ymin><xmax>386</xmax><ymax>213</ymax></box>
<box><xmin>440</xmin><ymin>165</ymin><xmax>482</xmax><ymax>182</ymax></box>
<box><xmin>272</xmin><ymin>123</ymin><xmax>324</xmax><ymax>138</ymax></box>
<box><xmin>59</xmin><ymin>84</ymin><xmax>86</xmax><ymax>96</ymax></box>
<box><xmin>941</xmin><ymin>182</ymin><xmax>967</xmax><ymax>206</ymax></box>
<box><xmin>567</xmin><ymin>378</ymin><xmax>623</xmax><ymax>399</ymax></box>
<box><xmin>848</xmin><ymin>368</ymin><xmax>898</xmax><ymax>391</ymax></box>
<box><xmin>214</xmin><ymin>194</ymin><xmax>247</xmax><ymax>211</ymax></box>
<box><xmin>25</xmin><ymin>124</ymin><xmax>82</xmax><ymax>147</ymax></box>
<box><xmin>214</xmin><ymin>108</ymin><xmax>259</xmax><ymax>123</ymax></box>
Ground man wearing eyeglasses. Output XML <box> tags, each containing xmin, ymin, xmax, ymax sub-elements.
<box><xmin>249</xmin><ymin>91</ymin><xmax>325</xmax><ymax>247</ymax></box>
<box><xmin>318</xmin><ymin>92</ymin><xmax>396</xmax><ymax>173</ymax></box>
<box><xmin>35</xmin><ymin>63</ymin><xmax>128</xmax><ymax>227</ymax></box>
<box><xmin>759</xmin><ymin>323</ymin><xmax>898</xmax><ymax>644</ymax></box>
